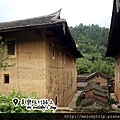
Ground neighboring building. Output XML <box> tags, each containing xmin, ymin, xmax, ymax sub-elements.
<box><xmin>77</xmin><ymin>76</ymin><xmax>87</xmax><ymax>91</ymax></box>
<box><xmin>86</xmin><ymin>71</ymin><xmax>110</xmax><ymax>91</ymax></box>
<box><xmin>81</xmin><ymin>98</ymin><xmax>108</xmax><ymax>108</ymax></box>
<box><xmin>80</xmin><ymin>82</ymin><xmax>108</xmax><ymax>108</ymax></box>
<box><xmin>0</xmin><ymin>9</ymin><xmax>83</xmax><ymax>106</ymax></box>
<box><xmin>105</xmin><ymin>0</ymin><xmax>120</xmax><ymax>102</ymax></box>
<box><xmin>83</xmin><ymin>82</ymin><xmax>108</xmax><ymax>103</ymax></box>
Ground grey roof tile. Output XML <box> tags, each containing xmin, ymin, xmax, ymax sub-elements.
<box><xmin>0</xmin><ymin>9</ymin><xmax>65</xmax><ymax>32</ymax></box>
<box><xmin>86</xmin><ymin>71</ymin><xmax>110</xmax><ymax>80</ymax></box>
<box><xmin>83</xmin><ymin>81</ymin><xmax>105</xmax><ymax>93</ymax></box>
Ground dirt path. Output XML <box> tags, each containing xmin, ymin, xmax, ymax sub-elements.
<box><xmin>68</xmin><ymin>91</ymin><xmax>82</xmax><ymax>108</ymax></box>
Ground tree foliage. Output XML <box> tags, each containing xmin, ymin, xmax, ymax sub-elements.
<box><xmin>0</xmin><ymin>36</ymin><xmax>14</xmax><ymax>70</ymax></box>
<box><xmin>0</xmin><ymin>91</ymin><xmax>52</xmax><ymax>113</ymax></box>
<box><xmin>69</xmin><ymin>24</ymin><xmax>114</xmax><ymax>77</ymax></box>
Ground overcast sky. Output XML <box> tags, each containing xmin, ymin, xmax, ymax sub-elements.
<box><xmin>0</xmin><ymin>0</ymin><xmax>113</xmax><ymax>28</ymax></box>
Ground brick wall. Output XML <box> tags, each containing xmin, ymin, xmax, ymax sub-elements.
<box><xmin>85</xmin><ymin>90</ymin><xmax>108</xmax><ymax>103</ymax></box>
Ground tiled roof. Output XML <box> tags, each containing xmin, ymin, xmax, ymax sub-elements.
<box><xmin>93</xmin><ymin>90</ymin><xmax>107</xmax><ymax>98</ymax></box>
<box><xmin>0</xmin><ymin>9</ymin><xmax>65</xmax><ymax>32</ymax></box>
<box><xmin>86</xmin><ymin>71</ymin><xmax>110</xmax><ymax>80</ymax></box>
<box><xmin>0</xmin><ymin>9</ymin><xmax>83</xmax><ymax>58</ymax></box>
<box><xmin>83</xmin><ymin>81</ymin><xmax>105</xmax><ymax>93</ymax></box>
<box><xmin>77</xmin><ymin>76</ymin><xmax>86</xmax><ymax>82</ymax></box>
<box><xmin>81</xmin><ymin>98</ymin><xmax>95</xmax><ymax>107</ymax></box>
<box><xmin>81</xmin><ymin>98</ymin><xmax>108</xmax><ymax>107</ymax></box>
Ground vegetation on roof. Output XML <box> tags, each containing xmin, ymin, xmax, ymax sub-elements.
<box><xmin>76</xmin><ymin>94</ymin><xmax>84</xmax><ymax>107</ymax></box>
<box><xmin>80</xmin><ymin>98</ymin><xmax>95</xmax><ymax>107</ymax></box>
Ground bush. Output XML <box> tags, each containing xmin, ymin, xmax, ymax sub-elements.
<box><xmin>87</xmin><ymin>107</ymin><xmax>109</xmax><ymax>113</ymax></box>
<box><xmin>0</xmin><ymin>91</ymin><xmax>52</xmax><ymax>113</ymax></box>
<box><xmin>108</xmin><ymin>98</ymin><xmax>116</xmax><ymax>105</ymax></box>
<box><xmin>76</xmin><ymin>94</ymin><xmax>84</xmax><ymax>107</ymax></box>
<box><xmin>75</xmin><ymin>106</ymin><xmax>82</xmax><ymax>111</ymax></box>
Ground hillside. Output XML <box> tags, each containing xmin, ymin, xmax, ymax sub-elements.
<box><xmin>69</xmin><ymin>24</ymin><xmax>114</xmax><ymax>77</ymax></box>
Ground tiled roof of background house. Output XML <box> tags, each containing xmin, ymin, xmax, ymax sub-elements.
<box><xmin>86</xmin><ymin>71</ymin><xmax>110</xmax><ymax>80</ymax></box>
<box><xmin>77</xmin><ymin>76</ymin><xmax>86</xmax><ymax>82</ymax></box>
<box><xmin>83</xmin><ymin>81</ymin><xmax>105</xmax><ymax>93</ymax></box>
<box><xmin>81</xmin><ymin>98</ymin><xmax>108</xmax><ymax>107</ymax></box>
<box><xmin>93</xmin><ymin>89</ymin><xmax>107</xmax><ymax>98</ymax></box>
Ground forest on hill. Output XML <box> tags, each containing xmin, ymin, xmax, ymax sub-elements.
<box><xmin>69</xmin><ymin>24</ymin><xmax>114</xmax><ymax>77</ymax></box>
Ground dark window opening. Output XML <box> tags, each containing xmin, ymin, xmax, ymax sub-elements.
<box><xmin>7</xmin><ymin>41</ymin><xmax>15</xmax><ymax>55</ymax></box>
<box><xmin>96</xmin><ymin>82</ymin><xmax>100</xmax><ymax>85</ymax></box>
<box><xmin>55</xmin><ymin>96</ymin><xmax>58</xmax><ymax>105</ymax></box>
<box><xmin>4</xmin><ymin>74</ymin><xmax>9</xmax><ymax>83</ymax></box>
<box><xmin>96</xmin><ymin>75</ymin><xmax>100</xmax><ymax>78</ymax></box>
<box><xmin>52</xmin><ymin>45</ymin><xmax>55</xmax><ymax>58</ymax></box>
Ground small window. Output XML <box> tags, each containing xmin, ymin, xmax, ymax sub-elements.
<box><xmin>64</xmin><ymin>54</ymin><xmax>66</xmax><ymax>64</ymax></box>
<box><xmin>4</xmin><ymin>74</ymin><xmax>9</xmax><ymax>83</ymax></box>
<box><xmin>52</xmin><ymin>44</ymin><xmax>55</xmax><ymax>59</ymax></box>
<box><xmin>59</xmin><ymin>52</ymin><xmax>62</xmax><ymax>63</ymax></box>
<box><xmin>55</xmin><ymin>96</ymin><xmax>58</xmax><ymax>105</ymax></box>
<box><xmin>7</xmin><ymin>41</ymin><xmax>15</xmax><ymax>55</ymax></box>
<box><xmin>96</xmin><ymin>82</ymin><xmax>100</xmax><ymax>85</ymax></box>
<box><xmin>96</xmin><ymin>75</ymin><xmax>100</xmax><ymax>78</ymax></box>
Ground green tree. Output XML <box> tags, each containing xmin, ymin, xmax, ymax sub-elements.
<box><xmin>0</xmin><ymin>36</ymin><xmax>14</xmax><ymax>70</ymax></box>
<box><xmin>69</xmin><ymin>24</ymin><xmax>114</xmax><ymax>77</ymax></box>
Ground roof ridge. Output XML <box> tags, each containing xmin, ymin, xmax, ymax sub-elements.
<box><xmin>50</xmin><ymin>8</ymin><xmax>62</xmax><ymax>16</ymax></box>
<box><xmin>50</xmin><ymin>9</ymin><xmax>64</xmax><ymax>22</ymax></box>
<box><xmin>86</xmin><ymin>71</ymin><xmax>110</xmax><ymax>80</ymax></box>
<box><xmin>0</xmin><ymin>9</ymin><xmax>62</xmax><ymax>24</ymax></box>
